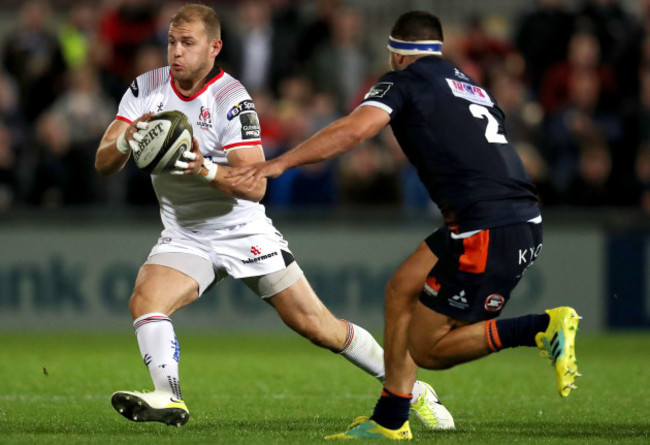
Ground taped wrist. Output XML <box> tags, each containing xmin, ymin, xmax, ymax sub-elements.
<box><xmin>200</xmin><ymin>159</ymin><xmax>218</xmax><ymax>182</ymax></box>
<box><xmin>116</xmin><ymin>131</ymin><xmax>131</xmax><ymax>155</ymax></box>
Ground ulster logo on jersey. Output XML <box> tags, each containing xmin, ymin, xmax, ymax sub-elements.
<box><xmin>197</xmin><ymin>106</ymin><xmax>213</xmax><ymax>129</ymax></box>
<box><xmin>364</xmin><ymin>82</ymin><xmax>393</xmax><ymax>99</ymax></box>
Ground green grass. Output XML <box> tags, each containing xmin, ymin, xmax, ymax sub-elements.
<box><xmin>1</xmin><ymin>330</ymin><xmax>648</xmax><ymax>444</ymax></box>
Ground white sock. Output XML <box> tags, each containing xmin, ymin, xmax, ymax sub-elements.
<box><xmin>339</xmin><ymin>320</ymin><xmax>425</xmax><ymax>406</ymax></box>
<box><xmin>133</xmin><ymin>312</ymin><xmax>183</xmax><ymax>400</ymax></box>
<box><xmin>338</xmin><ymin>321</ymin><xmax>385</xmax><ymax>381</ymax></box>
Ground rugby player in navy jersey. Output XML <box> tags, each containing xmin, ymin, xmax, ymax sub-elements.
<box><xmin>228</xmin><ymin>10</ymin><xmax>581</xmax><ymax>440</ymax></box>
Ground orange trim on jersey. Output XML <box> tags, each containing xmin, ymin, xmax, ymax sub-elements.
<box><xmin>170</xmin><ymin>68</ymin><xmax>225</xmax><ymax>102</ymax></box>
<box><xmin>115</xmin><ymin>115</ymin><xmax>132</xmax><ymax>124</ymax></box>
<box><xmin>222</xmin><ymin>141</ymin><xmax>262</xmax><ymax>151</ymax></box>
<box><xmin>485</xmin><ymin>319</ymin><xmax>502</xmax><ymax>352</ymax></box>
<box><xmin>459</xmin><ymin>230</ymin><xmax>489</xmax><ymax>273</ymax></box>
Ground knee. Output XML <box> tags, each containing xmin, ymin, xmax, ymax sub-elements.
<box><xmin>408</xmin><ymin>338</ymin><xmax>453</xmax><ymax>370</ymax></box>
<box><xmin>128</xmin><ymin>290</ymin><xmax>150</xmax><ymax>319</ymax></box>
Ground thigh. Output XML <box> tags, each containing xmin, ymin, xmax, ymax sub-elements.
<box><xmin>131</xmin><ymin>264</ymin><xmax>201</xmax><ymax>317</ymax></box>
<box><xmin>385</xmin><ymin>240</ymin><xmax>438</xmax><ymax>313</ymax></box>
<box><xmin>266</xmin><ymin>274</ymin><xmax>345</xmax><ymax>347</ymax></box>
<box><xmin>266</xmin><ymin>274</ymin><xmax>333</xmax><ymax>325</ymax></box>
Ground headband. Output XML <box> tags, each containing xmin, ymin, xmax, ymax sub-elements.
<box><xmin>387</xmin><ymin>36</ymin><xmax>442</xmax><ymax>56</ymax></box>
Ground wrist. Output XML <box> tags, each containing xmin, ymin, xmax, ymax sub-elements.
<box><xmin>116</xmin><ymin>131</ymin><xmax>131</xmax><ymax>155</ymax></box>
<box><xmin>199</xmin><ymin>159</ymin><xmax>218</xmax><ymax>182</ymax></box>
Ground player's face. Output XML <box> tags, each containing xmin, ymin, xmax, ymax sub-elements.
<box><xmin>168</xmin><ymin>20</ymin><xmax>221</xmax><ymax>83</ymax></box>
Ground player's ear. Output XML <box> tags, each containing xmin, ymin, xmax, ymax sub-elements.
<box><xmin>211</xmin><ymin>39</ymin><xmax>223</xmax><ymax>58</ymax></box>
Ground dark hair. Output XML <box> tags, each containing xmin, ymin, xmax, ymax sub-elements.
<box><xmin>170</xmin><ymin>4</ymin><xmax>221</xmax><ymax>40</ymax></box>
<box><xmin>391</xmin><ymin>11</ymin><xmax>443</xmax><ymax>42</ymax></box>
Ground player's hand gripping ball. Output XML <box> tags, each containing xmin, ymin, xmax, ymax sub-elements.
<box><xmin>132</xmin><ymin>110</ymin><xmax>193</xmax><ymax>174</ymax></box>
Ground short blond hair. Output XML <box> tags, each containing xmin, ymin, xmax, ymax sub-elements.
<box><xmin>170</xmin><ymin>4</ymin><xmax>221</xmax><ymax>40</ymax></box>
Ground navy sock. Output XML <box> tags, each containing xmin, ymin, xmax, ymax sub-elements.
<box><xmin>487</xmin><ymin>313</ymin><xmax>550</xmax><ymax>351</ymax></box>
<box><xmin>370</xmin><ymin>388</ymin><xmax>411</xmax><ymax>429</ymax></box>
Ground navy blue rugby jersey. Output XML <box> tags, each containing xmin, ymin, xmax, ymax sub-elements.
<box><xmin>361</xmin><ymin>56</ymin><xmax>540</xmax><ymax>232</ymax></box>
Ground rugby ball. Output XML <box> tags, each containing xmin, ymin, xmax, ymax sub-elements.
<box><xmin>132</xmin><ymin>110</ymin><xmax>193</xmax><ymax>174</ymax></box>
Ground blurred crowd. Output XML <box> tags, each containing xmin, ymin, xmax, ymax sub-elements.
<box><xmin>0</xmin><ymin>0</ymin><xmax>649</xmax><ymax>215</ymax></box>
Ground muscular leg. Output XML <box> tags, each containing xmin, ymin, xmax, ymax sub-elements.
<box><xmin>267</xmin><ymin>275</ymin><xmax>347</xmax><ymax>349</ymax></box>
<box><xmin>130</xmin><ymin>264</ymin><xmax>200</xmax><ymax>318</ymax></box>
<box><xmin>267</xmin><ymin>275</ymin><xmax>385</xmax><ymax>380</ymax></box>
<box><xmin>127</xmin><ymin>264</ymin><xmax>200</xmax><ymax>397</ymax></box>
<box><xmin>382</xmin><ymin>241</ymin><xmax>438</xmax><ymax>395</ymax></box>
<box><xmin>408</xmin><ymin>302</ymin><xmax>490</xmax><ymax>370</ymax></box>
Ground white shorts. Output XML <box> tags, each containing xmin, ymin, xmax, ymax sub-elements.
<box><xmin>144</xmin><ymin>217</ymin><xmax>302</xmax><ymax>297</ymax></box>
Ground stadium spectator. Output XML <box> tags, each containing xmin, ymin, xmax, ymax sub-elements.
<box><xmin>228</xmin><ymin>11</ymin><xmax>581</xmax><ymax>439</ymax></box>
<box><xmin>95</xmin><ymin>3</ymin><xmax>450</xmax><ymax>430</ymax></box>
<box><xmin>576</xmin><ymin>0</ymin><xmax>644</xmax><ymax>106</ymax></box>
<box><xmin>633</xmin><ymin>143</ymin><xmax>650</xmax><ymax>213</ymax></box>
<box><xmin>28</xmin><ymin>111</ymin><xmax>97</xmax><ymax>207</ymax></box>
<box><xmin>338</xmin><ymin>138</ymin><xmax>400</xmax><ymax>207</ymax></box>
<box><xmin>221</xmin><ymin>0</ymin><xmax>301</xmax><ymax>95</ymax></box>
<box><xmin>1</xmin><ymin>0</ymin><xmax>67</xmax><ymax>123</ymax></box>
<box><xmin>295</xmin><ymin>0</ymin><xmax>340</xmax><ymax>65</ymax></box>
<box><xmin>58</xmin><ymin>3</ymin><xmax>97</xmax><ymax>69</ymax></box>
<box><xmin>0</xmin><ymin>122</ymin><xmax>16</xmax><ymax>212</ymax></box>
<box><xmin>50</xmin><ymin>65</ymin><xmax>116</xmax><ymax>147</ymax></box>
<box><xmin>97</xmin><ymin>0</ymin><xmax>160</xmax><ymax>100</ymax></box>
<box><xmin>514</xmin><ymin>0</ymin><xmax>576</xmax><ymax>93</ymax></box>
<box><xmin>543</xmin><ymin>64</ymin><xmax>623</xmax><ymax>193</ymax></box>
<box><xmin>456</xmin><ymin>14</ymin><xmax>513</xmax><ymax>86</ymax></box>
<box><xmin>539</xmin><ymin>31</ymin><xmax>618</xmax><ymax>115</ymax></box>
<box><xmin>516</xmin><ymin>142</ymin><xmax>561</xmax><ymax>207</ymax></box>
<box><xmin>307</xmin><ymin>6</ymin><xmax>373</xmax><ymax>112</ymax></box>
<box><xmin>565</xmin><ymin>136</ymin><xmax>616</xmax><ymax>206</ymax></box>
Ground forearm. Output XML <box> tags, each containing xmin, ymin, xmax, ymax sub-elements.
<box><xmin>95</xmin><ymin>135</ymin><xmax>130</xmax><ymax>176</ymax></box>
<box><xmin>202</xmin><ymin>162</ymin><xmax>266</xmax><ymax>202</ymax></box>
<box><xmin>276</xmin><ymin>116</ymin><xmax>366</xmax><ymax>172</ymax></box>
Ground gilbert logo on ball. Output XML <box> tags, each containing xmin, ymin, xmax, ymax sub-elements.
<box><xmin>133</xmin><ymin>110</ymin><xmax>193</xmax><ymax>174</ymax></box>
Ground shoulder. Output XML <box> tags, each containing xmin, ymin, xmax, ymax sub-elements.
<box><xmin>209</xmin><ymin>72</ymin><xmax>250</xmax><ymax>105</ymax></box>
<box><xmin>128</xmin><ymin>67</ymin><xmax>171</xmax><ymax>99</ymax></box>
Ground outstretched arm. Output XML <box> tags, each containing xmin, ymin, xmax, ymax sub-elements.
<box><xmin>227</xmin><ymin>105</ymin><xmax>391</xmax><ymax>188</ymax></box>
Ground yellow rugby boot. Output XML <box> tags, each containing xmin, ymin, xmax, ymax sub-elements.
<box><xmin>325</xmin><ymin>416</ymin><xmax>412</xmax><ymax>440</ymax></box>
<box><xmin>535</xmin><ymin>307</ymin><xmax>581</xmax><ymax>397</ymax></box>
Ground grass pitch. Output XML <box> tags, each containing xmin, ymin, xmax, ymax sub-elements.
<box><xmin>1</xmin><ymin>330</ymin><xmax>648</xmax><ymax>444</ymax></box>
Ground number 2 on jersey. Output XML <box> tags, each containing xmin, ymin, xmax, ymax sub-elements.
<box><xmin>469</xmin><ymin>104</ymin><xmax>508</xmax><ymax>144</ymax></box>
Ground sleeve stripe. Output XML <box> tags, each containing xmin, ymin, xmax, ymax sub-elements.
<box><xmin>222</xmin><ymin>140</ymin><xmax>262</xmax><ymax>151</ymax></box>
<box><xmin>116</xmin><ymin>115</ymin><xmax>132</xmax><ymax>124</ymax></box>
<box><xmin>358</xmin><ymin>101</ymin><xmax>393</xmax><ymax>115</ymax></box>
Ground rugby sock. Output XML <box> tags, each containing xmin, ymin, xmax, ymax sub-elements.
<box><xmin>337</xmin><ymin>320</ymin><xmax>385</xmax><ymax>381</ymax></box>
<box><xmin>134</xmin><ymin>312</ymin><xmax>183</xmax><ymax>400</ymax></box>
<box><xmin>371</xmin><ymin>387</ymin><xmax>412</xmax><ymax>429</ymax></box>
<box><xmin>486</xmin><ymin>313</ymin><xmax>551</xmax><ymax>351</ymax></box>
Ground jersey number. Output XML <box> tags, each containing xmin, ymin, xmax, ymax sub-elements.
<box><xmin>469</xmin><ymin>104</ymin><xmax>508</xmax><ymax>144</ymax></box>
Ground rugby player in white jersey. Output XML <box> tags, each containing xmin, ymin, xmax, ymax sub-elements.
<box><xmin>94</xmin><ymin>3</ymin><xmax>452</xmax><ymax>429</ymax></box>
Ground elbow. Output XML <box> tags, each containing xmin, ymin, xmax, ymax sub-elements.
<box><xmin>94</xmin><ymin>155</ymin><xmax>119</xmax><ymax>177</ymax></box>
<box><xmin>94</xmin><ymin>158</ymin><xmax>111</xmax><ymax>176</ymax></box>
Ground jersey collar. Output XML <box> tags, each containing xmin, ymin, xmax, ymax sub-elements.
<box><xmin>170</xmin><ymin>63</ymin><xmax>224</xmax><ymax>101</ymax></box>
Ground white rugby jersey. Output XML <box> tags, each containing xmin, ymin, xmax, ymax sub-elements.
<box><xmin>116</xmin><ymin>65</ymin><xmax>267</xmax><ymax>230</ymax></box>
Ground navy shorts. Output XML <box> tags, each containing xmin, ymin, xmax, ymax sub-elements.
<box><xmin>419</xmin><ymin>222</ymin><xmax>543</xmax><ymax>323</ymax></box>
